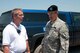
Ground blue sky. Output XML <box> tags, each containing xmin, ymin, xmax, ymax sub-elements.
<box><xmin>0</xmin><ymin>0</ymin><xmax>80</xmax><ymax>15</ymax></box>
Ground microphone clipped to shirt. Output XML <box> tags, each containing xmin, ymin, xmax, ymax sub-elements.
<box><xmin>17</xmin><ymin>29</ymin><xmax>21</xmax><ymax>34</ymax></box>
<box><xmin>10</xmin><ymin>22</ymin><xmax>21</xmax><ymax>34</ymax></box>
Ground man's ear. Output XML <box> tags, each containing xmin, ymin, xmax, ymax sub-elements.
<box><xmin>47</xmin><ymin>12</ymin><xmax>49</xmax><ymax>15</ymax></box>
<box><xmin>14</xmin><ymin>14</ymin><xmax>18</xmax><ymax>17</ymax></box>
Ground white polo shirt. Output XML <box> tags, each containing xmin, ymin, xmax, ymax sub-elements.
<box><xmin>2</xmin><ymin>22</ymin><xmax>28</xmax><ymax>53</ymax></box>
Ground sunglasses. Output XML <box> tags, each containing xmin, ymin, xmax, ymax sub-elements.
<box><xmin>18</xmin><ymin>14</ymin><xmax>24</xmax><ymax>16</ymax></box>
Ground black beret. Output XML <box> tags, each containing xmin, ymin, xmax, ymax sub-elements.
<box><xmin>47</xmin><ymin>5</ymin><xmax>58</xmax><ymax>12</ymax></box>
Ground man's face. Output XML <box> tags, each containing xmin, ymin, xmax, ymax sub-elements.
<box><xmin>14</xmin><ymin>10</ymin><xmax>24</xmax><ymax>23</ymax></box>
<box><xmin>48</xmin><ymin>11</ymin><xmax>58</xmax><ymax>22</ymax></box>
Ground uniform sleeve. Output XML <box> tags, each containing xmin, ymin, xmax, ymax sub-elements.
<box><xmin>2</xmin><ymin>28</ymin><xmax>10</xmax><ymax>45</ymax></box>
<box><xmin>59</xmin><ymin>23</ymin><xmax>69</xmax><ymax>53</ymax></box>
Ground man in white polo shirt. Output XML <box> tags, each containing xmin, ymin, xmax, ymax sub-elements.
<box><xmin>2</xmin><ymin>8</ymin><xmax>30</xmax><ymax>53</ymax></box>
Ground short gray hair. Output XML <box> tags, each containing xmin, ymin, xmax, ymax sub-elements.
<box><xmin>11</xmin><ymin>8</ymin><xmax>22</xmax><ymax>17</ymax></box>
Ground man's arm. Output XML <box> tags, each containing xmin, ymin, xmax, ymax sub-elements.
<box><xmin>26</xmin><ymin>40</ymin><xmax>30</xmax><ymax>53</ymax></box>
<box><xmin>59</xmin><ymin>24</ymin><xmax>69</xmax><ymax>53</ymax></box>
<box><xmin>3</xmin><ymin>45</ymin><xmax>10</xmax><ymax>53</ymax></box>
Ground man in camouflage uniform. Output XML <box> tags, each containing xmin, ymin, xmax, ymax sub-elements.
<box><xmin>41</xmin><ymin>5</ymin><xmax>69</xmax><ymax>53</ymax></box>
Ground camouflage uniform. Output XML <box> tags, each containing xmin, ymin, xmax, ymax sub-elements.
<box><xmin>41</xmin><ymin>17</ymin><xmax>69</xmax><ymax>53</ymax></box>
